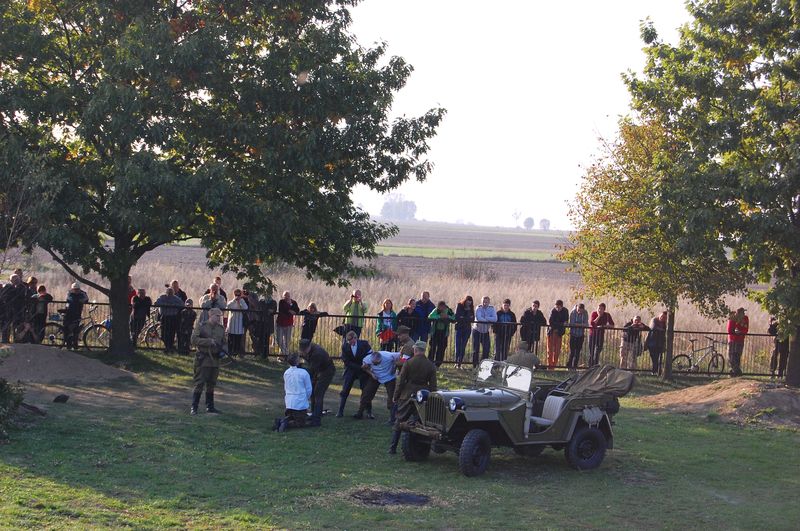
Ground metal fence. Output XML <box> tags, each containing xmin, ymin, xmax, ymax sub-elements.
<box><xmin>3</xmin><ymin>300</ymin><xmax>779</xmax><ymax>377</ymax></box>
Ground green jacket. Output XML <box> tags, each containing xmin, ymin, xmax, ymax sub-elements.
<box><xmin>375</xmin><ymin>310</ymin><xmax>398</xmax><ymax>335</ymax></box>
<box><xmin>342</xmin><ymin>300</ymin><xmax>368</xmax><ymax>328</ymax></box>
<box><xmin>428</xmin><ymin>307</ymin><xmax>455</xmax><ymax>336</ymax></box>
<box><xmin>191</xmin><ymin>320</ymin><xmax>225</xmax><ymax>368</ymax></box>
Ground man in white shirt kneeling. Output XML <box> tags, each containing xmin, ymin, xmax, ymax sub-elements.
<box><xmin>274</xmin><ymin>354</ymin><xmax>312</xmax><ymax>432</ymax></box>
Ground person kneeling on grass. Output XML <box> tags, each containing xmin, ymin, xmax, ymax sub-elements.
<box><xmin>274</xmin><ymin>354</ymin><xmax>313</xmax><ymax>432</ymax></box>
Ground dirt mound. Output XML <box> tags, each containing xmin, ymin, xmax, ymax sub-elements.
<box><xmin>0</xmin><ymin>344</ymin><xmax>135</xmax><ymax>385</ymax></box>
<box><xmin>641</xmin><ymin>378</ymin><xmax>800</xmax><ymax>428</ymax></box>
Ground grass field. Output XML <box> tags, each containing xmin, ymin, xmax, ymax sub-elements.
<box><xmin>374</xmin><ymin>244</ymin><xmax>557</xmax><ymax>261</ymax></box>
<box><xmin>1</xmin><ymin>351</ymin><xmax>798</xmax><ymax>529</ymax></box>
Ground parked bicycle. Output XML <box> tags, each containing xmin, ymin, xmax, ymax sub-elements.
<box><xmin>672</xmin><ymin>336</ymin><xmax>726</xmax><ymax>375</ymax></box>
<box><xmin>41</xmin><ymin>304</ymin><xmax>111</xmax><ymax>350</ymax></box>
<box><xmin>137</xmin><ymin>308</ymin><xmax>164</xmax><ymax>350</ymax></box>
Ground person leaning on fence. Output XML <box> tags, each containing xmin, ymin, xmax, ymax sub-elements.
<box><xmin>567</xmin><ymin>303</ymin><xmax>589</xmax><ymax>369</ymax></box>
<box><xmin>190</xmin><ymin>307</ymin><xmax>226</xmax><ymax>415</ymax></box>
<box><xmin>519</xmin><ymin>300</ymin><xmax>548</xmax><ymax>354</ymax></box>
<box><xmin>619</xmin><ymin>316</ymin><xmax>650</xmax><ymax>370</ymax></box>
<box><xmin>727</xmin><ymin>307</ymin><xmax>749</xmax><ymax>377</ymax></box>
<box><xmin>546</xmin><ymin>300</ymin><xmax>569</xmax><ymax>369</ymax></box>
<box><xmin>299</xmin><ymin>338</ymin><xmax>335</xmax><ymax>426</ymax></box>
<box><xmin>645</xmin><ymin>311</ymin><xmax>668</xmax><ymax>375</ymax></box>
<box><xmin>337</xmin><ymin>330</ymin><xmax>373</xmax><ymax>417</ymax></box>
<box><xmin>472</xmin><ymin>296</ymin><xmax>497</xmax><ymax>367</ymax></box>
<box><xmin>178</xmin><ymin>299</ymin><xmax>197</xmax><ymax>354</ymax></box>
<box><xmin>375</xmin><ymin>298</ymin><xmax>398</xmax><ymax>351</ymax></box>
<box><xmin>589</xmin><ymin>303</ymin><xmax>615</xmax><ymax>366</ymax></box>
<box><xmin>454</xmin><ymin>295</ymin><xmax>475</xmax><ymax>369</ymax></box>
<box><xmin>494</xmin><ymin>299</ymin><xmax>517</xmax><ymax>362</ymax></box>
<box><xmin>389</xmin><ymin>340</ymin><xmax>438</xmax><ymax>454</ymax></box>
<box><xmin>428</xmin><ymin>300</ymin><xmax>455</xmax><ymax>367</ymax></box>
<box><xmin>299</xmin><ymin>302</ymin><xmax>329</xmax><ymax>342</ymax></box>
<box><xmin>31</xmin><ymin>285</ymin><xmax>53</xmax><ymax>344</ymax></box>
<box><xmin>396</xmin><ymin>298</ymin><xmax>418</xmax><ymax>334</ymax></box>
<box><xmin>768</xmin><ymin>316</ymin><xmax>789</xmax><ymax>380</ymax></box>
<box><xmin>274</xmin><ymin>354</ymin><xmax>313</xmax><ymax>432</ymax></box>
<box><xmin>198</xmin><ymin>283</ymin><xmax>227</xmax><ymax>325</ymax></box>
<box><xmin>342</xmin><ymin>289</ymin><xmax>368</xmax><ymax>337</ymax></box>
<box><xmin>130</xmin><ymin>289</ymin><xmax>152</xmax><ymax>346</ymax></box>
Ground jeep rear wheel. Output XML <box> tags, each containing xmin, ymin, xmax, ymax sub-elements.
<box><xmin>401</xmin><ymin>432</ymin><xmax>431</xmax><ymax>462</ymax></box>
<box><xmin>513</xmin><ymin>445</ymin><xmax>545</xmax><ymax>457</ymax></box>
<box><xmin>459</xmin><ymin>429</ymin><xmax>491</xmax><ymax>477</ymax></box>
<box><xmin>565</xmin><ymin>426</ymin><xmax>607</xmax><ymax>470</ymax></box>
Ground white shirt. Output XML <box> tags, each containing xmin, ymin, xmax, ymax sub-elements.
<box><xmin>283</xmin><ymin>366</ymin><xmax>312</xmax><ymax>411</ymax></box>
<box><xmin>363</xmin><ymin>351</ymin><xmax>401</xmax><ymax>383</ymax></box>
<box><xmin>226</xmin><ymin>298</ymin><xmax>248</xmax><ymax>335</ymax></box>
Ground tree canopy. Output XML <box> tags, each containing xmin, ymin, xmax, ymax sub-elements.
<box><xmin>0</xmin><ymin>0</ymin><xmax>444</xmax><ymax>353</ymax></box>
<box><xmin>379</xmin><ymin>193</ymin><xmax>417</xmax><ymax>221</ymax></box>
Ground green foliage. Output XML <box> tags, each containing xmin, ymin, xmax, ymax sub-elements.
<box><xmin>624</xmin><ymin>0</ymin><xmax>800</xmax><ymax>330</ymax></box>
<box><xmin>0</xmin><ymin>378</ymin><xmax>24</xmax><ymax>440</ymax></box>
<box><xmin>562</xmin><ymin>120</ymin><xmax>748</xmax><ymax>316</ymax></box>
<box><xmin>0</xmin><ymin>0</ymin><xmax>444</xmax><ymax>350</ymax></box>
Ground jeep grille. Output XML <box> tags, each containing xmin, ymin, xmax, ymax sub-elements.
<box><xmin>424</xmin><ymin>395</ymin><xmax>447</xmax><ymax>428</ymax></box>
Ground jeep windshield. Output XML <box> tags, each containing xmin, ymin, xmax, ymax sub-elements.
<box><xmin>476</xmin><ymin>360</ymin><xmax>532</xmax><ymax>392</ymax></box>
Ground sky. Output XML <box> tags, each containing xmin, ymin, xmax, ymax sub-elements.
<box><xmin>348</xmin><ymin>0</ymin><xmax>692</xmax><ymax>229</ymax></box>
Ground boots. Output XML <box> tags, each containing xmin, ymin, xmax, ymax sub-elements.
<box><xmin>389</xmin><ymin>430</ymin><xmax>401</xmax><ymax>454</ymax></box>
<box><xmin>190</xmin><ymin>390</ymin><xmax>202</xmax><ymax>415</ymax></box>
<box><xmin>352</xmin><ymin>407</ymin><xmax>364</xmax><ymax>419</ymax></box>
<box><xmin>336</xmin><ymin>396</ymin><xmax>347</xmax><ymax>418</ymax></box>
<box><xmin>206</xmin><ymin>391</ymin><xmax>220</xmax><ymax>413</ymax></box>
<box><xmin>365</xmin><ymin>408</ymin><xmax>375</xmax><ymax>420</ymax></box>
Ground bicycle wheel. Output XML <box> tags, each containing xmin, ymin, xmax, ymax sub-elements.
<box><xmin>144</xmin><ymin>323</ymin><xmax>164</xmax><ymax>350</ymax></box>
<box><xmin>42</xmin><ymin>323</ymin><xmax>66</xmax><ymax>347</ymax></box>
<box><xmin>83</xmin><ymin>324</ymin><xmax>111</xmax><ymax>350</ymax></box>
<box><xmin>707</xmin><ymin>353</ymin><xmax>726</xmax><ymax>375</ymax></box>
<box><xmin>672</xmin><ymin>354</ymin><xmax>694</xmax><ymax>373</ymax></box>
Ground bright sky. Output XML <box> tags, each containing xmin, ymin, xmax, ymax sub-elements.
<box><xmin>349</xmin><ymin>0</ymin><xmax>691</xmax><ymax>229</ymax></box>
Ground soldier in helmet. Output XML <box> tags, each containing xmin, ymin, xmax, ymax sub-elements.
<box><xmin>389</xmin><ymin>340</ymin><xmax>437</xmax><ymax>454</ymax></box>
<box><xmin>190</xmin><ymin>307</ymin><xmax>226</xmax><ymax>415</ymax></box>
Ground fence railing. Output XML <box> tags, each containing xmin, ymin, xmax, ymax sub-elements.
<box><xmin>3</xmin><ymin>301</ymin><xmax>779</xmax><ymax>377</ymax></box>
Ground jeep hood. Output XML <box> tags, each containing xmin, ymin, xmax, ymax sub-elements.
<box><xmin>435</xmin><ymin>388</ymin><xmax>523</xmax><ymax>408</ymax></box>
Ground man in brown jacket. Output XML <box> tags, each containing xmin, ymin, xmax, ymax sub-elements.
<box><xmin>389</xmin><ymin>341</ymin><xmax>437</xmax><ymax>454</ymax></box>
<box><xmin>190</xmin><ymin>307</ymin><xmax>226</xmax><ymax>415</ymax></box>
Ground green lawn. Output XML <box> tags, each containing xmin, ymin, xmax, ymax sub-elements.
<box><xmin>1</xmin><ymin>351</ymin><xmax>798</xmax><ymax>529</ymax></box>
<box><xmin>374</xmin><ymin>244</ymin><xmax>557</xmax><ymax>261</ymax></box>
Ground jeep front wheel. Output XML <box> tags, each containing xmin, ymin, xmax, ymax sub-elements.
<box><xmin>401</xmin><ymin>432</ymin><xmax>431</xmax><ymax>462</ymax></box>
<box><xmin>565</xmin><ymin>426</ymin><xmax>607</xmax><ymax>470</ymax></box>
<box><xmin>458</xmin><ymin>429</ymin><xmax>491</xmax><ymax>477</ymax></box>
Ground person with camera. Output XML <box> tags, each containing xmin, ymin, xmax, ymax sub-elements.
<box><xmin>198</xmin><ymin>283</ymin><xmax>227</xmax><ymax>325</ymax></box>
<box><xmin>342</xmin><ymin>288</ymin><xmax>368</xmax><ymax>337</ymax></box>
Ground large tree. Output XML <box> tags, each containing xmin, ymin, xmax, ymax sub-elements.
<box><xmin>562</xmin><ymin>119</ymin><xmax>749</xmax><ymax>379</ymax></box>
<box><xmin>0</xmin><ymin>0</ymin><xmax>444</xmax><ymax>355</ymax></box>
<box><xmin>625</xmin><ymin>1</ymin><xmax>800</xmax><ymax>384</ymax></box>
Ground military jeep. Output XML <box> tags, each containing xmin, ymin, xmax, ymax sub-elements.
<box><xmin>400</xmin><ymin>359</ymin><xmax>635</xmax><ymax>476</ymax></box>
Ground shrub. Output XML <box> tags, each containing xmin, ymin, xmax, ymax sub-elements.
<box><xmin>0</xmin><ymin>378</ymin><xmax>24</xmax><ymax>440</ymax></box>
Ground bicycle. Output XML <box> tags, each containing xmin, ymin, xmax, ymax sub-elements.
<box><xmin>41</xmin><ymin>305</ymin><xmax>111</xmax><ymax>350</ymax></box>
<box><xmin>138</xmin><ymin>308</ymin><xmax>165</xmax><ymax>349</ymax></box>
<box><xmin>672</xmin><ymin>336</ymin><xmax>726</xmax><ymax>375</ymax></box>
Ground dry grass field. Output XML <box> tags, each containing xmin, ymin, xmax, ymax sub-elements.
<box><xmin>9</xmin><ymin>221</ymin><xmax>768</xmax><ymax>333</ymax></box>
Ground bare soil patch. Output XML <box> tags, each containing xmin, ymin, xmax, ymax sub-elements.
<box><xmin>350</xmin><ymin>488</ymin><xmax>431</xmax><ymax>507</ymax></box>
<box><xmin>0</xmin><ymin>344</ymin><xmax>135</xmax><ymax>385</ymax></box>
<box><xmin>640</xmin><ymin>378</ymin><xmax>800</xmax><ymax>428</ymax></box>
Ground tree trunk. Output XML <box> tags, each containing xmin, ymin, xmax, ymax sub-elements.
<box><xmin>109</xmin><ymin>274</ymin><xmax>135</xmax><ymax>356</ymax></box>
<box><xmin>661</xmin><ymin>309</ymin><xmax>675</xmax><ymax>381</ymax></box>
<box><xmin>785</xmin><ymin>325</ymin><xmax>800</xmax><ymax>388</ymax></box>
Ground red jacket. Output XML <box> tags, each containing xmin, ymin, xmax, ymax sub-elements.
<box><xmin>727</xmin><ymin>317</ymin><xmax>749</xmax><ymax>343</ymax></box>
<box><xmin>589</xmin><ymin>311</ymin><xmax>615</xmax><ymax>335</ymax></box>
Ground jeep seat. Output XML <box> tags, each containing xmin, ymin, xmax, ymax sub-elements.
<box><xmin>529</xmin><ymin>394</ymin><xmax>567</xmax><ymax>428</ymax></box>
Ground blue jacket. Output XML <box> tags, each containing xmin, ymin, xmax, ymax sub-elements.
<box><xmin>415</xmin><ymin>299</ymin><xmax>435</xmax><ymax>335</ymax></box>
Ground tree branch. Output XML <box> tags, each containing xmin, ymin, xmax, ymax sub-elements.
<box><xmin>45</xmin><ymin>248</ymin><xmax>110</xmax><ymax>296</ymax></box>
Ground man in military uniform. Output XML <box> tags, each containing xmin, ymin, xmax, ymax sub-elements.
<box><xmin>396</xmin><ymin>325</ymin><xmax>415</xmax><ymax>365</ymax></box>
<box><xmin>190</xmin><ymin>307</ymin><xmax>226</xmax><ymax>415</ymax></box>
<box><xmin>507</xmin><ymin>341</ymin><xmax>540</xmax><ymax>370</ymax></box>
<box><xmin>389</xmin><ymin>340</ymin><xmax>437</xmax><ymax>454</ymax></box>
<box><xmin>299</xmin><ymin>338</ymin><xmax>336</xmax><ymax>427</ymax></box>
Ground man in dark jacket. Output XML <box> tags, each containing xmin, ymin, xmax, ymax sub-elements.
<box><xmin>155</xmin><ymin>287</ymin><xmax>183</xmax><ymax>353</ymax></box>
<box><xmin>337</xmin><ymin>330</ymin><xmax>373</xmax><ymax>417</ymax></box>
<box><xmin>299</xmin><ymin>338</ymin><xmax>336</xmax><ymax>426</ymax></box>
<box><xmin>0</xmin><ymin>274</ymin><xmax>28</xmax><ymax>342</ymax></box>
<box><xmin>546</xmin><ymin>300</ymin><xmax>569</xmax><ymax>369</ymax></box>
<box><xmin>519</xmin><ymin>300</ymin><xmax>548</xmax><ymax>354</ymax></box>
<box><xmin>130</xmin><ymin>288</ymin><xmax>152</xmax><ymax>345</ymax></box>
<box><xmin>414</xmin><ymin>291</ymin><xmax>435</xmax><ymax>342</ymax></box>
<box><xmin>63</xmin><ymin>283</ymin><xmax>88</xmax><ymax>349</ymax></box>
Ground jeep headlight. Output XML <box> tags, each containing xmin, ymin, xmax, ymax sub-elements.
<box><xmin>448</xmin><ymin>397</ymin><xmax>465</xmax><ymax>412</ymax></box>
<box><xmin>416</xmin><ymin>389</ymin><xmax>430</xmax><ymax>403</ymax></box>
